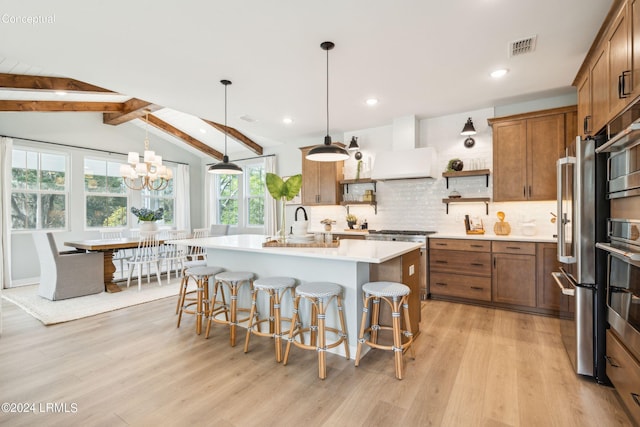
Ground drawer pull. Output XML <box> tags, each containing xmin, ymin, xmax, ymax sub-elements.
<box><xmin>435</xmin><ymin>243</ymin><xmax>448</xmax><ymax>246</ymax></box>
<box><xmin>632</xmin><ymin>393</ymin><xmax>640</xmax><ymax>407</ymax></box>
<box><xmin>434</xmin><ymin>282</ymin><xmax>448</xmax><ymax>287</ymax></box>
<box><xmin>604</xmin><ymin>355</ymin><xmax>620</xmax><ymax>368</ymax></box>
<box><xmin>470</xmin><ymin>286</ymin><xmax>484</xmax><ymax>291</ymax></box>
<box><xmin>506</xmin><ymin>246</ymin><xmax>521</xmax><ymax>250</ymax></box>
<box><xmin>470</xmin><ymin>244</ymin><xmax>484</xmax><ymax>248</ymax></box>
<box><xmin>470</xmin><ymin>263</ymin><xmax>484</xmax><ymax>267</ymax></box>
<box><xmin>435</xmin><ymin>260</ymin><xmax>448</xmax><ymax>264</ymax></box>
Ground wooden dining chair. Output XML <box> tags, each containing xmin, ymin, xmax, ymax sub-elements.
<box><xmin>126</xmin><ymin>232</ymin><xmax>162</xmax><ymax>290</ymax></box>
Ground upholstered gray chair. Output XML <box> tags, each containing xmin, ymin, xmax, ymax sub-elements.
<box><xmin>210</xmin><ymin>224</ymin><xmax>230</xmax><ymax>236</ymax></box>
<box><xmin>33</xmin><ymin>232</ymin><xmax>104</xmax><ymax>300</ymax></box>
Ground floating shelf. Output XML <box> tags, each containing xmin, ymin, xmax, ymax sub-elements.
<box><xmin>340</xmin><ymin>201</ymin><xmax>377</xmax><ymax>214</ymax></box>
<box><xmin>442</xmin><ymin>169</ymin><xmax>490</xmax><ymax>188</ymax></box>
<box><xmin>442</xmin><ymin>197</ymin><xmax>490</xmax><ymax>215</ymax></box>
<box><xmin>340</xmin><ymin>178</ymin><xmax>377</xmax><ymax>192</ymax></box>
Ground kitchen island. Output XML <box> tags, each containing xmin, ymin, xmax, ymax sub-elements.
<box><xmin>173</xmin><ymin>234</ymin><xmax>422</xmax><ymax>358</ymax></box>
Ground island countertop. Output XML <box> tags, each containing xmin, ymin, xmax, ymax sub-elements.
<box><xmin>170</xmin><ymin>234</ymin><xmax>422</xmax><ymax>264</ymax></box>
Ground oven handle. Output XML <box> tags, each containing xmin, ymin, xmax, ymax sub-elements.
<box><xmin>595</xmin><ymin>242</ymin><xmax>640</xmax><ymax>262</ymax></box>
<box><xmin>551</xmin><ymin>272</ymin><xmax>576</xmax><ymax>296</ymax></box>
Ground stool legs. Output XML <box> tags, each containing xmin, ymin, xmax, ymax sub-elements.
<box><xmin>355</xmin><ymin>293</ymin><xmax>415</xmax><ymax>380</ymax></box>
<box><xmin>206</xmin><ymin>279</ymin><xmax>252</xmax><ymax>346</ymax></box>
<box><xmin>283</xmin><ymin>293</ymin><xmax>350</xmax><ymax>380</ymax></box>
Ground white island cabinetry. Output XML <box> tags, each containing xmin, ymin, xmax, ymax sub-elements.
<box><xmin>176</xmin><ymin>234</ymin><xmax>423</xmax><ymax>358</ymax></box>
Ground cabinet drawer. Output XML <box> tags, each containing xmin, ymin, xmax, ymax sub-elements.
<box><xmin>429</xmin><ymin>239</ymin><xmax>490</xmax><ymax>252</ymax></box>
<box><xmin>430</xmin><ymin>272</ymin><xmax>491</xmax><ymax>301</ymax></box>
<box><xmin>606</xmin><ymin>331</ymin><xmax>640</xmax><ymax>426</ymax></box>
<box><xmin>492</xmin><ymin>241</ymin><xmax>536</xmax><ymax>255</ymax></box>
<box><xmin>430</xmin><ymin>250</ymin><xmax>491</xmax><ymax>276</ymax></box>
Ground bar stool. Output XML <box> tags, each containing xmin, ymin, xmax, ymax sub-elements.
<box><xmin>175</xmin><ymin>258</ymin><xmax>208</xmax><ymax>315</ymax></box>
<box><xmin>283</xmin><ymin>282</ymin><xmax>350</xmax><ymax>380</ymax></box>
<box><xmin>176</xmin><ymin>266</ymin><xmax>224</xmax><ymax>335</ymax></box>
<box><xmin>244</xmin><ymin>276</ymin><xmax>297</xmax><ymax>362</ymax></box>
<box><xmin>354</xmin><ymin>281</ymin><xmax>415</xmax><ymax>380</ymax></box>
<box><xmin>205</xmin><ymin>271</ymin><xmax>255</xmax><ymax>346</ymax></box>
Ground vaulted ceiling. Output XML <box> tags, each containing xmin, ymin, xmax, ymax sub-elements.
<box><xmin>0</xmin><ymin>0</ymin><xmax>613</xmax><ymax>157</ymax></box>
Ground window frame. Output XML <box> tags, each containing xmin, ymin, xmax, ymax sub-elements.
<box><xmin>83</xmin><ymin>156</ymin><xmax>130</xmax><ymax>230</ymax></box>
<box><xmin>10</xmin><ymin>146</ymin><xmax>70</xmax><ymax>233</ymax></box>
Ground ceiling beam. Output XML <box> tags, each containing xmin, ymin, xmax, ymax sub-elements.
<box><xmin>0</xmin><ymin>100</ymin><xmax>123</xmax><ymax>112</ymax></box>
<box><xmin>202</xmin><ymin>119</ymin><xmax>263</xmax><ymax>155</ymax></box>
<box><xmin>103</xmin><ymin>99</ymin><xmax>162</xmax><ymax>125</ymax></box>
<box><xmin>0</xmin><ymin>73</ymin><xmax>114</xmax><ymax>93</ymax></box>
<box><xmin>146</xmin><ymin>114</ymin><xmax>223</xmax><ymax>160</ymax></box>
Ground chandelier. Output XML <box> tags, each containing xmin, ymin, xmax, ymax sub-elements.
<box><xmin>120</xmin><ymin>111</ymin><xmax>173</xmax><ymax>191</ymax></box>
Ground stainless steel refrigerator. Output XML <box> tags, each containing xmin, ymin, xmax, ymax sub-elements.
<box><xmin>553</xmin><ymin>135</ymin><xmax>608</xmax><ymax>381</ymax></box>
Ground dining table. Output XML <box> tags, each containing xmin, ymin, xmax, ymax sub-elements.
<box><xmin>63</xmin><ymin>238</ymin><xmax>164</xmax><ymax>293</ymax></box>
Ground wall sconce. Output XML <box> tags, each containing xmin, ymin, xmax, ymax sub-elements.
<box><xmin>461</xmin><ymin>117</ymin><xmax>476</xmax><ymax>148</ymax></box>
<box><xmin>348</xmin><ymin>136</ymin><xmax>363</xmax><ymax>159</ymax></box>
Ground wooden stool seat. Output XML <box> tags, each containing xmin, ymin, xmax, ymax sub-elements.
<box><xmin>283</xmin><ymin>282</ymin><xmax>350</xmax><ymax>379</ymax></box>
<box><xmin>244</xmin><ymin>277</ymin><xmax>297</xmax><ymax>362</ymax></box>
<box><xmin>354</xmin><ymin>281</ymin><xmax>415</xmax><ymax>380</ymax></box>
<box><xmin>176</xmin><ymin>266</ymin><xmax>225</xmax><ymax>335</ymax></box>
<box><xmin>205</xmin><ymin>271</ymin><xmax>255</xmax><ymax>346</ymax></box>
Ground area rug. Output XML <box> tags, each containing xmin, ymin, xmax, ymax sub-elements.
<box><xmin>1</xmin><ymin>280</ymin><xmax>181</xmax><ymax>325</ymax></box>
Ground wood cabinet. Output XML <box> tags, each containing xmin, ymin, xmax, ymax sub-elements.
<box><xmin>429</xmin><ymin>239</ymin><xmax>570</xmax><ymax>316</ymax></box>
<box><xmin>575</xmin><ymin>0</ymin><xmax>639</xmax><ymax>135</ymax></box>
<box><xmin>299</xmin><ymin>145</ymin><xmax>343</xmax><ymax>205</ymax></box>
<box><xmin>370</xmin><ymin>248</ymin><xmax>421</xmax><ymax>336</ymax></box>
<box><xmin>492</xmin><ymin>242</ymin><xmax>536</xmax><ymax>308</ymax></box>
<box><xmin>429</xmin><ymin>239</ymin><xmax>492</xmax><ymax>302</ymax></box>
<box><xmin>536</xmin><ymin>242</ymin><xmax>569</xmax><ymax>311</ymax></box>
<box><xmin>490</xmin><ymin>107</ymin><xmax>573</xmax><ymax>202</ymax></box>
<box><xmin>606</xmin><ymin>331</ymin><xmax>640</xmax><ymax>425</ymax></box>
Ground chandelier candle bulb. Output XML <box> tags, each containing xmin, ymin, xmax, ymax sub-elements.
<box><xmin>128</xmin><ymin>152</ymin><xmax>139</xmax><ymax>164</ymax></box>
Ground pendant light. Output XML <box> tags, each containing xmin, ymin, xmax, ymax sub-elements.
<box><xmin>208</xmin><ymin>79</ymin><xmax>243</xmax><ymax>174</ymax></box>
<box><xmin>306</xmin><ymin>41</ymin><xmax>350</xmax><ymax>162</ymax></box>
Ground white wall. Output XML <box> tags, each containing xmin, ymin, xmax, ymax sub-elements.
<box><xmin>0</xmin><ymin>112</ymin><xmax>206</xmax><ymax>283</ymax></box>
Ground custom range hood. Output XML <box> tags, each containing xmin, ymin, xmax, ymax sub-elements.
<box><xmin>371</xmin><ymin>115</ymin><xmax>437</xmax><ymax>180</ymax></box>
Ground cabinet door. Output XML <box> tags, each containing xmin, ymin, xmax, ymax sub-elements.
<box><xmin>632</xmin><ymin>0</ymin><xmax>640</xmax><ymax>96</ymax></box>
<box><xmin>492</xmin><ymin>253</ymin><xmax>536</xmax><ymax>307</ymax></box>
<box><xmin>536</xmin><ymin>243</ymin><xmax>568</xmax><ymax>311</ymax></box>
<box><xmin>608</xmin><ymin>3</ymin><xmax>631</xmax><ymax>116</ymax></box>
<box><xmin>300</xmin><ymin>153</ymin><xmax>320</xmax><ymax>205</ymax></box>
<box><xmin>577</xmin><ymin>73</ymin><xmax>592</xmax><ymax>137</ymax></box>
<box><xmin>493</xmin><ymin>120</ymin><xmax>527</xmax><ymax>201</ymax></box>
<box><xmin>591</xmin><ymin>46</ymin><xmax>609</xmax><ymax>135</ymax></box>
<box><xmin>316</xmin><ymin>161</ymin><xmax>340</xmax><ymax>204</ymax></box>
<box><xmin>527</xmin><ymin>114</ymin><xmax>565</xmax><ymax>201</ymax></box>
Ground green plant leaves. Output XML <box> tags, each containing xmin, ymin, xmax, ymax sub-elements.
<box><xmin>266</xmin><ymin>173</ymin><xmax>302</xmax><ymax>201</ymax></box>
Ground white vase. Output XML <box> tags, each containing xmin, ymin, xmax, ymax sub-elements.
<box><xmin>139</xmin><ymin>221</ymin><xmax>158</xmax><ymax>233</ymax></box>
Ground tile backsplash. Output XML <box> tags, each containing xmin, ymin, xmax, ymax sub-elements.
<box><xmin>305</xmin><ymin>174</ymin><xmax>557</xmax><ymax>237</ymax></box>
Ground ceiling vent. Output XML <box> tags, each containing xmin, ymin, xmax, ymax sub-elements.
<box><xmin>509</xmin><ymin>35</ymin><xmax>537</xmax><ymax>57</ymax></box>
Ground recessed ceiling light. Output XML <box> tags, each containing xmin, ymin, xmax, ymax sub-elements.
<box><xmin>55</xmin><ymin>90</ymin><xmax>67</xmax><ymax>96</ymax></box>
<box><xmin>490</xmin><ymin>69</ymin><xmax>509</xmax><ymax>79</ymax></box>
<box><xmin>199</xmin><ymin>128</ymin><xmax>207</xmax><ymax>134</ymax></box>
<box><xmin>365</xmin><ymin>98</ymin><xmax>379</xmax><ymax>106</ymax></box>
<box><xmin>282</xmin><ymin>117</ymin><xmax>293</xmax><ymax>124</ymax></box>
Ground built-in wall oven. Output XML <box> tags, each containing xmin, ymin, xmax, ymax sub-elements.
<box><xmin>597</xmin><ymin>220</ymin><xmax>640</xmax><ymax>362</ymax></box>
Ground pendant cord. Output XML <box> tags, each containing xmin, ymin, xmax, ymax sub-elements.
<box><xmin>224</xmin><ymin>83</ymin><xmax>228</xmax><ymax>157</ymax></box>
<box><xmin>326</xmin><ymin>46</ymin><xmax>330</xmax><ymax>139</ymax></box>
<box><xmin>144</xmin><ymin>111</ymin><xmax>150</xmax><ymax>151</ymax></box>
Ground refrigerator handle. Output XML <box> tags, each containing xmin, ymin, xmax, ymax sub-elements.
<box><xmin>557</xmin><ymin>155</ymin><xmax>576</xmax><ymax>263</ymax></box>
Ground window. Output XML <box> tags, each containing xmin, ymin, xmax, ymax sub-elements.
<box><xmin>84</xmin><ymin>158</ymin><xmax>128</xmax><ymax>228</ymax></box>
<box><xmin>246</xmin><ymin>164</ymin><xmax>265</xmax><ymax>226</ymax></box>
<box><xmin>140</xmin><ymin>173</ymin><xmax>175</xmax><ymax>226</ymax></box>
<box><xmin>11</xmin><ymin>148</ymin><xmax>68</xmax><ymax>230</ymax></box>
<box><xmin>213</xmin><ymin>161</ymin><xmax>265</xmax><ymax>229</ymax></box>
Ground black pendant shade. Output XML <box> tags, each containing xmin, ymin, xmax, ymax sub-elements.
<box><xmin>208</xmin><ymin>79</ymin><xmax>243</xmax><ymax>175</ymax></box>
<box><xmin>347</xmin><ymin>136</ymin><xmax>360</xmax><ymax>151</ymax></box>
<box><xmin>306</xmin><ymin>41</ymin><xmax>350</xmax><ymax>162</ymax></box>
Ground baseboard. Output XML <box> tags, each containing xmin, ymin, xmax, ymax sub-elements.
<box><xmin>7</xmin><ymin>277</ymin><xmax>38</xmax><ymax>288</ymax></box>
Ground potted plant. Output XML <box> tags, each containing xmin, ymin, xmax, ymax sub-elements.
<box><xmin>131</xmin><ymin>207</ymin><xmax>164</xmax><ymax>232</ymax></box>
<box><xmin>265</xmin><ymin>173</ymin><xmax>302</xmax><ymax>242</ymax></box>
<box><xmin>346</xmin><ymin>213</ymin><xmax>358</xmax><ymax>229</ymax></box>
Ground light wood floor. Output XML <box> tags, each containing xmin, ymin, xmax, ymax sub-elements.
<box><xmin>0</xmin><ymin>296</ymin><xmax>634</xmax><ymax>426</ymax></box>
